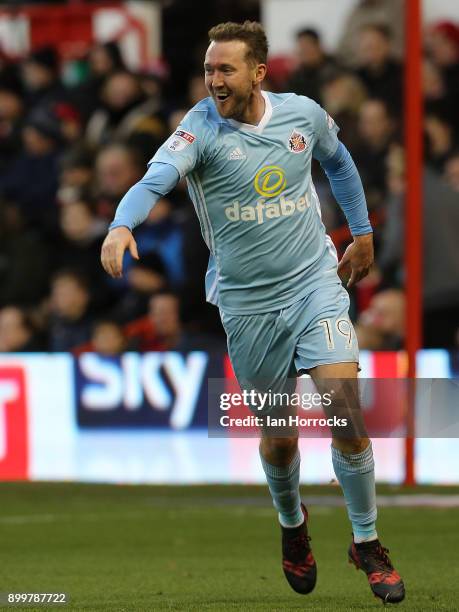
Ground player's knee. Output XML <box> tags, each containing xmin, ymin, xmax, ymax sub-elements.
<box><xmin>261</xmin><ymin>436</ymin><xmax>298</xmax><ymax>464</ymax></box>
<box><xmin>333</xmin><ymin>437</ymin><xmax>370</xmax><ymax>455</ymax></box>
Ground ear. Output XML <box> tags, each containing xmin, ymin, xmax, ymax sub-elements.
<box><xmin>253</xmin><ymin>63</ymin><xmax>267</xmax><ymax>85</ymax></box>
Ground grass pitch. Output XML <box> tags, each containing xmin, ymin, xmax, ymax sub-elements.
<box><xmin>0</xmin><ymin>483</ymin><xmax>458</xmax><ymax>611</ymax></box>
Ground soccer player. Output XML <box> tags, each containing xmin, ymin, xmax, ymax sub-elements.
<box><xmin>101</xmin><ymin>21</ymin><xmax>405</xmax><ymax>604</ymax></box>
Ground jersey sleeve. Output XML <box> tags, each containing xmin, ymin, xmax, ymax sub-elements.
<box><xmin>149</xmin><ymin>110</ymin><xmax>208</xmax><ymax>178</ymax></box>
<box><xmin>308</xmin><ymin>100</ymin><xmax>340</xmax><ymax>162</ymax></box>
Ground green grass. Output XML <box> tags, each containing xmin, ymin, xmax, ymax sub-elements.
<box><xmin>0</xmin><ymin>483</ymin><xmax>458</xmax><ymax>611</ymax></box>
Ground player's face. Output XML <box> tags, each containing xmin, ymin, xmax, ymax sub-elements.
<box><xmin>204</xmin><ymin>41</ymin><xmax>257</xmax><ymax>121</ymax></box>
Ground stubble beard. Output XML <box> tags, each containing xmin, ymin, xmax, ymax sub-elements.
<box><xmin>214</xmin><ymin>86</ymin><xmax>253</xmax><ymax>122</ymax></box>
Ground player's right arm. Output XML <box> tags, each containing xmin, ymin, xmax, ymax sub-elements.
<box><xmin>101</xmin><ymin>112</ymin><xmax>205</xmax><ymax>278</ymax></box>
<box><xmin>101</xmin><ymin>162</ymin><xmax>180</xmax><ymax>278</ymax></box>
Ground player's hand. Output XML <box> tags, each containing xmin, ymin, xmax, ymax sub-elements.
<box><xmin>101</xmin><ymin>226</ymin><xmax>139</xmax><ymax>278</ymax></box>
<box><xmin>337</xmin><ymin>233</ymin><xmax>374</xmax><ymax>288</ymax></box>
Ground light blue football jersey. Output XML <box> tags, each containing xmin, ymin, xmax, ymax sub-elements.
<box><xmin>151</xmin><ymin>91</ymin><xmax>341</xmax><ymax>315</ymax></box>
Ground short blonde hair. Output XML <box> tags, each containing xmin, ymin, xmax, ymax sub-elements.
<box><xmin>208</xmin><ymin>21</ymin><xmax>268</xmax><ymax>66</ymax></box>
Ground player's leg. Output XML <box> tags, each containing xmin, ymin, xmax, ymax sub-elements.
<box><xmin>309</xmin><ymin>361</ymin><xmax>405</xmax><ymax>604</ymax></box>
<box><xmin>220</xmin><ymin>308</ymin><xmax>316</xmax><ymax>594</ymax></box>
<box><xmin>260</xmin><ymin>430</ymin><xmax>317</xmax><ymax>594</ymax></box>
<box><xmin>220</xmin><ymin>308</ymin><xmax>304</xmax><ymax>526</ymax></box>
<box><xmin>257</xmin><ymin>387</ymin><xmax>317</xmax><ymax>595</ymax></box>
<box><xmin>293</xmin><ymin>284</ymin><xmax>404</xmax><ymax>603</ymax></box>
<box><xmin>259</xmin><ymin>434</ymin><xmax>303</xmax><ymax>527</ymax></box>
<box><xmin>309</xmin><ymin>362</ymin><xmax>377</xmax><ymax>543</ymax></box>
<box><xmin>293</xmin><ymin>284</ymin><xmax>376</xmax><ymax>540</ymax></box>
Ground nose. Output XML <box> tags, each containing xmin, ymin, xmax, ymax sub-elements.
<box><xmin>211</xmin><ymin>71</ymin><xmax>224</xmax><ymax>89</ymax></box>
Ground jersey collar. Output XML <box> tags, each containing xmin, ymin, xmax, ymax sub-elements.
<box><xmin>227</xmin><ymin>91</ymin><xmax>272</xmax><ymax>134</ymax></box>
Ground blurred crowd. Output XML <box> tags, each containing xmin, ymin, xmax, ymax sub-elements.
<box><xmin>266</xmin><ymin>16</ymin><xmax>459</xmax><ymax>351</ymax></box>
<box><xmin>0</xmin><ymin>10</ymin><xmax>458</xmax><ymax>354</ymax></box>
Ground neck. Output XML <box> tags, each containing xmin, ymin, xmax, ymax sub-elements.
<box><xmin>239</xmin><ymin>89</ymin><xmax>265</xmax><ymax>125</ymax></box>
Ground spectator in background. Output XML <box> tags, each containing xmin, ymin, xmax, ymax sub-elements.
<box><xmin>57</xmin><ymin>145</ymin><xmax>95</xmax><ymax>205</ymax></box>
<box><xmin>72</xmin><ymin>41</ymin><xmax>126</xmax><ymax>122</ymax></box>
<box><xmin>0</xmin><ymin>85</ymin><xmax>24</xmax><ymax>171</ymax></box>
<box><xmin>95</xmin><ymin>143</ymin><xmax>144</xmax><ymax>216</ymax></box>
<box><xmin>132</xmin><ymin>198</ymin><xmax>185</xmax><ymax>288</ymax></box>
<box><xmin>91</xmin><ymin>319</ymin><xmax>126</xmax><ymax>356</ymax></box>
<box><xmin>422</xmin><ymin>58</ymin><xmax>458</xmax><ymax>135</ymax></box>
<box><xmin>54</xmin><ymin>199</ymin><xmax>111</xmax><ymax>310</ymax></box>
<box><xmin>0</xmin><ymin>306</ymin><xmax>43</xmax><ymax>352</ymax></box>
<box><xmin>165</xmin><ymin>73</ymin><xmax>208</xmax><ymax>135</ymax></box>
<box><xmin>90</xmin><ymin>41</ymin><xmax>125</xmax><ymax>78</ymax></box>
<box><xmin>443</xmin><ymin>151</ymin><xmax>459</xmax><ymax>191</ymax></box>
<box><xmin>0</xmin><ymin>106</ymin><xmax>62</xmax><ymax>231</ymax></box>
<box><xmin>422</xmin><ymin>168</ymin><xmax>459</xmax><ymax>347</ymax></box>
<box><xmin>85</xmin><ymin>70</ymin><xmax>166</xmax><ymax>148</ymax></box>
<box><xmin>21</xmin><ymin>46</ymin><xmax>67</xmax><ymax>109</ymax></box>
<box><xmin>0</xmin><ymin>202</ymin><xmax>49</xmax><ymax>308</ymax></box>
<box><xmin>146</xmin><ymin>291</ymin><xmax>226</xmax><ymax>353</ymax></box>
<box><xmin>110</xmin><ymin>252</ymin><xmax>166</xmax><ymax>323</ymax></box>
<box><xmin>337</xmin><ymin>0</ymin><xmax>404</xmax><ymax>65</ymax></box>
<box><xmin>59</xmin><ymin>198</ymin><xmax>106</xmax><ymax>247</ymax></box>
<box><xmin>423</xmin><ymin>57</ymin><xmax>448</xmax><ymax>104</ymax></box>
<box><xmin>53</xmin><ymin>101</ymin><xmax>83</xmax><ymax>144</ymax></box>
<box><xmin>424</xmin><ymin>106</ymin><xmax>456</xmax><ymax>172</ymax></box>
<box><xmin>376</xmin><ymin>144</ymin><xmax>405</xmax><ymax>287</ymax></box>
<box><xmin>1</xmin><ymin>16</ymin><xmax>458</xmax><ymax>350</ymax></box>
<box><xmin>179</xmin><ymin>208</ymin><xmax>225</xmax><ymax>336</ymax></box>
<box><xmin>355</xmin><ymin>24</ymin><xmax>402</xmax><ymax>115</ymax></box>
<box><xmin>0</xmin><ymin>50</ymin><xmax>22</xmax><ymax>93</ymax></box>
<box><xmin>320</xmin><ymin>71</ymin><xmax>367</xmax><ymax>151</ymax></box>
<box><xmin>188</xmin><ymin>72</ymin><xmax>209</xmax><ymax>106</ymax></box>
<box><xmin>425</xmin><ymin>22</ymin><xmax>459</xmax><ymax>98</ymax></box>
<box><xmin>139</xmin><ymin>68</ymin><xmax>165</xmax><ymax>101</ymax></box>
<box><xmin>146</xmin><ymin>291</ymin><xmax>181</xmax><ymax>351</ymax></box>
<box><xmin>124</xmin><ymin>289</ymin><xmax>179</xmax><ymax>352</ymax></box>
<box><xmin>168</xmin><ymin>108</ymin><xmax>188</xmax><ymax>133</ymax></box>
<box><xmin>378</xmin><ymin>161</ymin><xmax>459</xmax><ymax>347</ymax></box>
<box><xmin>48</xmin><ymin>270</ymin><xmax>93</xmax><ymax>352</ymax></box>
<box><xmin>286</xmin><ymin>28</ymin><xmax>337</xmax><ymax>104</ymax></box>
<box><xmin>355</xmin><ymin>289</ymin><xmax>405</xmax><ymax>350</ymax></box>
<box><xmin>352</xmin><ymin>98</ymin><xmax>396</xmax><ymax>209</ymax></box>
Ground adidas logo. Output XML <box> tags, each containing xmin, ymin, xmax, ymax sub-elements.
<box><xmin>228</xmin><ymin>147</ymin><xmax>246</xmax><ymax>160</ymax></box>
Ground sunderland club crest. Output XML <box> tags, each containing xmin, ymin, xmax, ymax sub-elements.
<box><xmin>288</xmin><ymin>129</ymin><xmax>308</xmax><ymax>154</ymax></box>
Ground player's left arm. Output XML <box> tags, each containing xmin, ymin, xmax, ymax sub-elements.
<box><xmin>310</xmin><ymin>102</ymin><xmax>373</xmax><ymax>288</ymax></box>
<box><xmin>319</xmin><ymin>142</ymin><xmax>373</xmax><ymax>288</ymax></box>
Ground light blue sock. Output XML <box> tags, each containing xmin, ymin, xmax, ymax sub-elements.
<box><xmin>331</xmin><ymin>442</ymin><xmax>378</xmax><ymax>543</ymax></box>
<box><xmin>260</xmin><ymin>450</ymin><xmax>303</xmax><ymax>528</ymax></box>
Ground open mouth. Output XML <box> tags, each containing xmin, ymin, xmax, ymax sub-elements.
<box><xmin>215</xmin><ymin>92</ymin><xmax>231</xmax><ymax>102</ymax></box>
